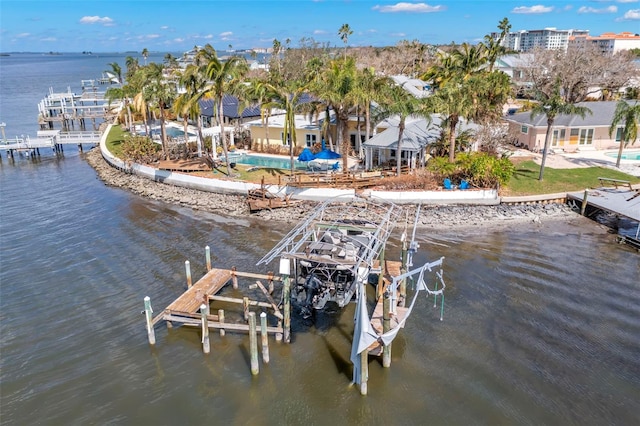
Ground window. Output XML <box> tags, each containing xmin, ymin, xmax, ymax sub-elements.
<box><xmin>281</xmin><ymin>132</ymin><xmax>292</xmax><ymax>146</ymax></box>
<box><xmin>305</xmin><ymin>134</ymin><xmax>317</xmax><ymax>147</ymax></box>
<box><xmin>579</xmin><ymin>128</ymin><xmax>594</xmax><ymax>146</ymax></box>
<box><xmin>615</xmin><ymin>127</ymin><xmax>623</xmax><ymax>143</ymax></box>
<box><xmin>551</xmin><ymin>129</ymin><xmax>565</xmax><ymax>146</ymax></box>
<box><xmin>521</xmin><ymin>125</ymin><xmax>528</xmax><ymax>134</ymax></box>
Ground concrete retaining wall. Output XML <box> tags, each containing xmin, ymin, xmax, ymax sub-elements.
<box><xmin>99</xmin><ymin>124</ymin><xmax>560</xmax><ymax>206</ymax></box>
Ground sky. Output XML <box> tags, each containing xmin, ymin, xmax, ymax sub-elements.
<box><xmin>1</xmin><ymin>0</ymin><xmax>639</xmax><ymax>53</ymax></box>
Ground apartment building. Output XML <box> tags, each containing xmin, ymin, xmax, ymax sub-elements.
<box><xmin>569</xmin><ymin>32</ymin><xmax>640</xmax><ymax>54</ymax></box>
<box><xmin>493</xmin><ymin>28</ymin><xmax>590</xmax><ymax>52</ymax></box>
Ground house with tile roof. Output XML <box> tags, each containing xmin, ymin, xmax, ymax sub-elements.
<box><xmin>503</xmin><ymin>101</ymin><xmax>628</xmax><ymax>152</ymax></box>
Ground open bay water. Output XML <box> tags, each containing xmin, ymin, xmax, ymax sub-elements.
<box><xmin>1</xmin><ymin>54</ymin><xmax>639</xmax><ymax>425</ymax></box>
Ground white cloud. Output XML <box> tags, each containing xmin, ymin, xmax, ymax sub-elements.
<box><xmin>40</xmin><ymin>37</ymin><xmax>57</xmax><ymax>42</ymax></box>
<box><xmin>204</xmin><ymin>34</ymin><xmax>214</xmax><ymax>39</ymax></box>
<box><xmin>390</xmin><ymin>32</ymin><xmax>407</xmax><ymax>37</ymax></box>
<box><xmin>16</xmin><ymin>32</ymin><xmax>31</xmax><ymax>38</ymax></box>
<box><xmin>578</xmin><ymin>5</ymin><xmax>617</xmax><ymax>13</ymax></box>
<box><xmin>617</xmin><ymin>0</ymin><xmax>639</xmax><ymax>4</ymax></box>
<box><xmin>512</xmin><ymin>5</ymin><xmax>554</xmax><ymax>14</ymax></box>
<box><xmin>373</xmin><ymin>2</ymin><xmax>446</xmax><ymax>13</ymax></box>
<box><xmin>220</xmin><ymin>31</ymin><xmax>233</xmax><ymax>37</ymax></box>
<box><xmin>160</xmin><ymin>26</ymin><xmax>169</xmax><ymax>30</ymax></box>
<box><xmin>621</xmin><ymin>8</ymin><xmax>640</xmax><ymax>18</ymax></box>
<box><xmin>313</xmin><ymin>30</ymin><xmax>328</xmax><ymax>35</ymax></box>
<box><xmin>79</xmin><ymin>16</ymin><xmax>114</xmax><ymax>25</ymax></box>
<box><xmin>145</xmin><ymin>34</ymin><xmax>160</xmax><ymax>39</ymax></box>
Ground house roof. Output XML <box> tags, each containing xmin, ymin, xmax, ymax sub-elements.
<box><xmin>199</xmin><ymin>95</ymin><xmax>262</xmax><ymax>119</ymax></box>
<box><xmin>363</xmin><ymin>115</ymin><xmax>479</xmax><ymax>151</ymax></box>
<box><xmin>503</xmin><ymin>101</ymin><xmax>628</xmax><ymax>128</ymax></box>
<box><xmin>390</xmin><ymin>75</ymin><xmax>431</xmax><ymax>98</ymax></box>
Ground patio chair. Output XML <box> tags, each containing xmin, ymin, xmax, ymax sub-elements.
<box><xmin>443</xmin><ymin>178</ymin><xmax>453</xmax><ymax>190</ymax></box>
<box><xmin>459</xmin><ymin>180</ymin><xmax>469</xmax><ymax>190</ymax></box>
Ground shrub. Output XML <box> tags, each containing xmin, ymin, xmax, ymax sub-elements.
<box><xmin>427</xmin><ymin>152</ymin><xmax>515</xmax><ymax>188</ymax></box>
<box><xmin>121</xmin><ymin>134</ymin><xmax>161</xmax><ymax>163</ymax></box>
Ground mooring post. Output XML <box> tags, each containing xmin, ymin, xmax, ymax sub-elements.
<box><xmin>260</xmin><ymin>312</ymin><xmax>270</xmax><ymax>363</ymax></box>
<box><xmin>205</xmin><ymin>246</ymin><xmax>211</xmax><ymax>271</ymax></box>
<box><xmin>201</xmin><ymin>303</ymin><xmax>210</xmax><ymax>354</ymax></box>
<box><xmin>243</xmin><ymin>297</ymin><xmax>250</xmax><ymax>321</ymax></box>
<box><xmin>185</xmin><ymin>260</ymin><xmax>192</xmax><ymax>288</ymax></box>
<box><xmin>267</xmin><ymin>271</ymin><xmax>274</xmax><ymax>294</ymax></box>
<box><xmin>231</xmin><ymin>266</ymin><xmax>238</xmax><ymax>289</ymax></box>
<box><xmin>143</xmin><ymin>296</ymin><xmax>156</xmax><ymax>345</ymax></box>
<box><xmin>383</xmin><ymin>291</ymin><xmax>392</xmax><ymax>368</ymax></box>
<box><xmin>218</xmin><ymin>309</ymin><xmax>225</xmax><ymax>336</ymax></box>
<box><xmin>580</xmin><ymin>189</ymin><xmax>589</xmax><ymax>216</ymax></box>
<box><xmin>377</xmin><ymin>247</ymin><xmax>386</xmax><ymax>298</ymax></box>
<box><xmin>360</xmin><ymin>350</ymin><xmax>368</xmax><ymax>395</ymax></box>
<box><xmin>400</xmin><ymin>242</ymin><xmax>408</xmax><ymax>308</ymax></box>
<box><xmin>248</xmin><ymin>312</ymin><xmax>259</xmax><ymax>375</ymax></box>
<box><xmin>280</xmin><ymin>258</ymin><xmax>291</xmax><ymax>343</ymax></box>
<box><xmin>283</xmin><ymin>277</ymin><xmax>291</xmax><ymax>343</ymax></box>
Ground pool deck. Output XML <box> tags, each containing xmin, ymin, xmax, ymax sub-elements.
<box><xmin>521</xmin><ymin>148</ymin><xmax>640</xmax><ymax>177</ymax></box>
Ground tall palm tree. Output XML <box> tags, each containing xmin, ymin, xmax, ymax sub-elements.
<box><xmin>125</xmin><ymin>56</ymin><xmax>140</xmax><ymax>82</ymax></box>
<box><xmin>242</xmin><ymin>78</ymin><xmax>278</xmax><ymax>151</ymax></box>
<box><xmin>609</xmin><ymin>100</ymin><xmax>640</xmax><ymax>168</ymax></box>
<box><xmin>375</xmin><ymin>82</ymin><xmax>430</xmax><ymax>175</ymax></box>
<box><xmin>338</xmin><ymin>23</ymin><xmax>353</xmax><ymax>59</ymax></box>
<box><xmin>142</xmin><ymin>48</ymin><xmax>149</xmax><ymax>65</ymax></box>
<box><xmin>198</xmin><ymin>44</ymin><xmax>249</xmax><ymax>176</ymax></box>
<box><xmin>174</xmin><ymin>64</ymin><xmax>208</xmax><ymax>157</ymax></box>
<box><xmin>352</xmin><ymin>67</ymin><xmax>387</xmax><ymax>158</ymax></box>
<box><xmin>140</xmin><ymin>62</ymin><xmax>177</xmax><ymax>159</ymax></box>
<box><xmin>530</xmin><ymin>83</ymin><xmax>592</xmax><ymax>180</ymax></box>
<box><xmin>310</xmin><ymin>57</ymin><xmax>358</xmax><ymax>171</ymax></box>
<box><xmin>483</xmin><ymin>17</ymin><xmax>511</xmax><ymax>72</ymax></box>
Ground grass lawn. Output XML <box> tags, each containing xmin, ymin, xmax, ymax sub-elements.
<box><xmin>503</xmin><ymin>160</ymin><xmax>640</xmax><ymax>196</ymax></box>
<box><xmin>105</xmin><ymin>125</ymin><xmax>126</xmax><ymax>158</ymax></box>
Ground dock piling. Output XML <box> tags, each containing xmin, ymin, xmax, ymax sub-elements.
<box><xmin>580</xmin><ymin>189</ymin><xmax>589</xmax><ymax>216</ymax></box>
<box><xmin>143</xmin><ymin>296</ymin><xmax>156</xmax><ymax>345</ymax></box>
<box><xmin>243</xmin><ymin>297</ymin><xmax>250</xmax><ymax>321</ymax></box>
<box><xmin>260</xmin><ymin>312</ymin><xmax>270</xmax><ymax>363</ymax></box>
<box><xmin>283</xmin><ymin>276</ymin><xmax>291</xmax><ymax>343</ymax></box>
<box><xmin>205</xmin><ymin>246</ymin><xmax>211</xmax><ymax>271</ymax></box>
<box><xmin>231</xmin><ymin>266</ymin><xmax>238</xmax><ymax>289</ymax></box>
<box><xmin>218</xmin><ymin>309</ymin><xmax>225</xmax><ymax>336</ymax></box>
<box><xmin>382</xmin><ymin>292</ymin><xmax>392</xmax><ymax>367</ymax></box>
<box><xmin>201</xmin><ymin>304</ymin><xmax>210</xmax><ymax>354</ymax></box>
<box><xmin>185</xmin><ymin>260</ymin><xmax>192</xmax><ymax>288</ymax></box>
<box><xmin>249</xmin><ymin>312</ymin><xmax>259</xmax><ymax>375</ymax></box>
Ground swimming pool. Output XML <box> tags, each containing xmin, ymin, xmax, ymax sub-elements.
<box><xmin>605</xmin><ymin>150</ymin><xmax>640</xmax><ymax>160</ymax></box>
<box><xmin>224</xmin><ymin>153</ymin><xmax>307</xmax><ymax>170</ymax></box>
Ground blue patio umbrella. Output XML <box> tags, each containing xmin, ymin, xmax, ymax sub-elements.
<box><xmin>314</xmin><ymin>148</ymin><xmax>341</xmax><ymax>160</ymax></box>
<box><xmin>297</xmin><ymin>147</ymin><xmax>315</xmax><ymax>162</ymax></box>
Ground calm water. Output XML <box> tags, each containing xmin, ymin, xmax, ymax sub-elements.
<box><xmin>1</xmin><ymin>54</ymin><xmax>639</xmax><ymax>425</ymax></box>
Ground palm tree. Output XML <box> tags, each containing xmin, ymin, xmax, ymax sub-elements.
<box><xmin>139</xmin><ymin>62</ymin><xmax>177</xmax><ymax>159</ymax></box>
<box><xmin>338</xmin><ymin>23</ymin><xmax>353</xmax><ymax>59</ymax></box>
<box><xmin>483</xmin><ymin>17</ymin><xmax>511</xmax><ymax>72</ymax></box>
<box><xmin>174</xmin><ymin>64</ymin><xmax>208</xmax><ymax>157</ymax></box>
<box><xmin>142</xmin><ymin>48</ymin><xmax>149</xmax><ymax>65</ymax></box>
<box><xmin>198</xmin><ymin>44</ymin><xmax>249</xmax><ymax>176</ymax></box>
<box><xmin>124</xmin><ymin>56</ymin><xmax>140</xmax><ymax>82</ymax></box>
<box><xmin>530</xmin><ymin>84</ymin><xmax>592</xmax><ymax>180</ymax></box>
<box><xmin>375</xmin><ymin>82</ymin><xmax>430</xmax><ymax>175</ymax></box>
<box><xmin>310</xmin><ymin>57</ymin><xmax>358</xmax><ymax>171</ymax></box>
<box><xmin>242</xmin><ymin>78</ymin><xmax>278</xmax><ymax>151</ymax></box>
<box><xmin>609</xmin><ymin>100</ymin><xmax>640</xmax><ymax>168</ymax></box>
<box><xmin>352</xmin><ymin>67</ymin><xmax>387</xmax><ymax>158</ymax></box>
<box><xmin>105</xmin><ymin>62</ymin><xmax>123</xmax><ymax>84</ymax></box>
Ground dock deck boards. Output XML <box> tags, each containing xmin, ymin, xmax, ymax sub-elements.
<box><xmin>164</xmin><ymin>268</ymin><xmax>231</xmax><ymax>315</ymax></box>
<box><xmin>568</xmin><ymin>186</ymin><xmax>640</xmax><ymax>222</ymax></box>
<box><xmin>368</xmin><ymin>260</ymin><xmax>405</xmax><ymax>355</ymax></box>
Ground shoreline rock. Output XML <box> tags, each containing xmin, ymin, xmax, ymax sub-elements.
<box><xmin>85</xmin><ymin>148</ymin><xmax>582</xmax><ymax>229</ymax></box>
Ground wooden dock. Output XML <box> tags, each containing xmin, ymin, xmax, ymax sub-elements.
<box><xmin>567</xmin><ymin>178</ymin><xmax>640</xmax><ymax>247</ymax></box>
<box><xmin>151</xmin><ymin>266</ymin><xmax>285</xmax><ymax>336</ymax></box>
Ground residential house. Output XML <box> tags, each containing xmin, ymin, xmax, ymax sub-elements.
<box><xmin>363</xmin><ymin>115</ymin><xmax>479</xmax><ymax>170</ymax></box>
<box><xmin>503</xmin><ymin>101</ymin><xmax>627</xmax><ymax>152</ymax></box>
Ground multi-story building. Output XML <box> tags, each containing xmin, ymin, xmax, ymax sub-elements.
<box><xmin>493</xmin><ymin>28</ymin><xmax>590</xmax><ymax>52</ymax></box>
<box><xmin>568</xmin><ymin>32</ymin><xmax>640</xmax><ymax>54</ymax></box>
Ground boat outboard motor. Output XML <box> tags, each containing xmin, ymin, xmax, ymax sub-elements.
<box><xmin>301</xmin><ymin>274</ymin><xmax>323</xmax><ymax>318</ymax></box>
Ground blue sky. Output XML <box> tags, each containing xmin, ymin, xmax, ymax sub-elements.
<box><xmin>1</xmin><ymin>0</ymin><xmax>639</xmax><ymax>53</ymax></box>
